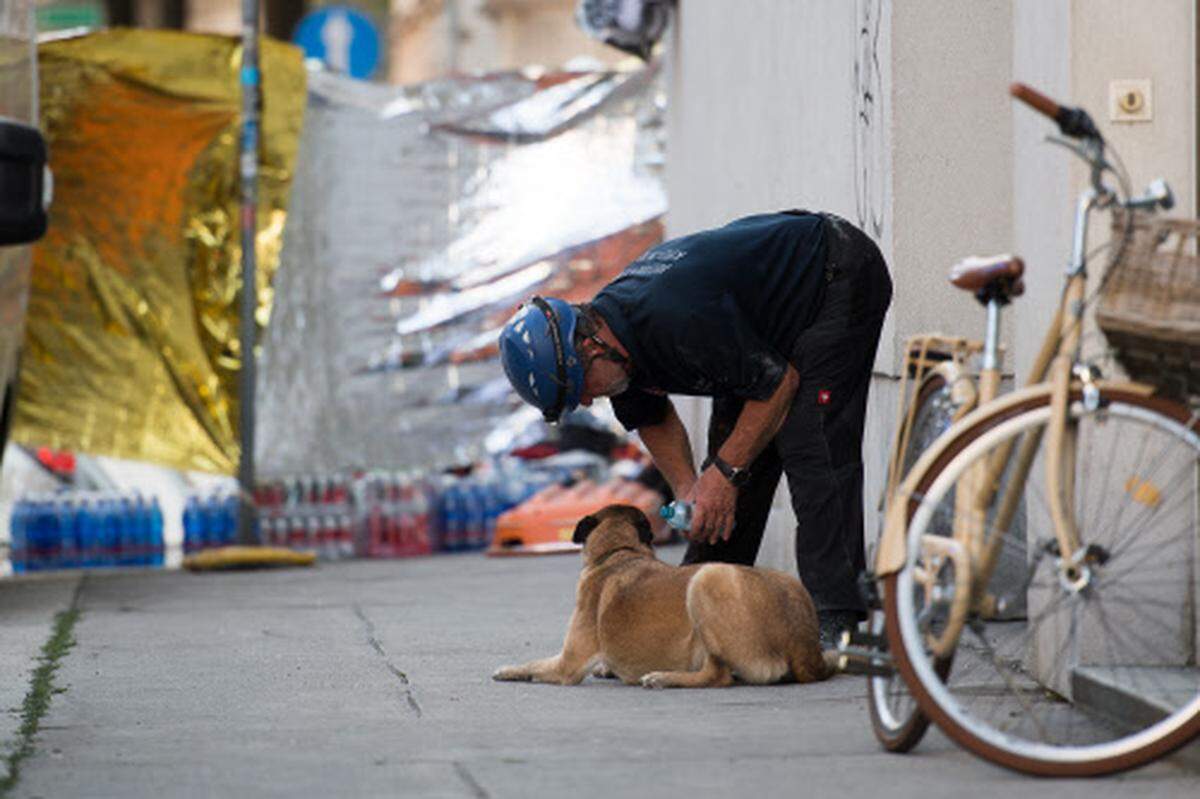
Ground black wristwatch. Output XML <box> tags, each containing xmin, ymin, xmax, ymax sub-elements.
<box><xmin>703</xmin><ymin>454</ymin><xmax>750</xmax><ymax>488</ymax></box>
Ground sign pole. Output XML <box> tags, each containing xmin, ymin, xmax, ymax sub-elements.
<box><xmin>237</xmin><ymin>0</ymin><xmax>261</xmax><ymax>545</ymax></box>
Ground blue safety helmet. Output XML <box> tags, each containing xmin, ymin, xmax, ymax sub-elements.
<box><xmin>499</xmin><ymin>296</ymin><xmax>584</xmax><ymax>423</ymax></box>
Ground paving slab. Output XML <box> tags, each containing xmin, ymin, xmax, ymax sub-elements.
<box><xmin>5</xmin><ymin>550</ymin><xmax>1200</xmax><ymax>797</ymax></box>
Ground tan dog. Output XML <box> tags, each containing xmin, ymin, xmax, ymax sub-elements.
<box><xmin>493</xmin><ymin>504</ymin><xmax>835</xmax><ymax>688</ymax></box>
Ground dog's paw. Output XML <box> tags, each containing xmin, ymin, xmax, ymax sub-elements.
<box><xmin>492</xmin><ymin>665</ymin><xmax>532</xmax><ymax>682</ymax></box>
<box><xmin>640</xmin><ymin>672</ymin><xmax>670</xmax><ymax>690</ymax></box>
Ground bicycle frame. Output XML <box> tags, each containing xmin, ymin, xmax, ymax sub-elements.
<box><xmin>874</xmin><ymin>186</ymin><xmax>1156</xmax><ymax>654</ymax></box>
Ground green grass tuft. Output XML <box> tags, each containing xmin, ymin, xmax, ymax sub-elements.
<box><xmin>0</xmin><ymin>605</ymin><xmax>80</xmax><ymax>796</ymax></box>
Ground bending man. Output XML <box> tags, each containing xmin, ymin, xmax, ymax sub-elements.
<box><xmin>498</xmin><ymin>210</ymin><xmax>892</xmax><ymax>648</ymax></box>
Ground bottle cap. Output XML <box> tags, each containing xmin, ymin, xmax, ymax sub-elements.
<box><xmin>659</xmin><ymin>505</ymin><xmax>672</xmax><ymax>519</ymax></box>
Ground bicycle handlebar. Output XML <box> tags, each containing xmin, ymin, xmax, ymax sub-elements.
<box><xmin>1010</xmin><ymin>82</ymin><xmax>1101</xmax><ymax>141</ymax></box>
<box><xmin>1010</xmin><ymin>82</ymin><xmax>1061</xmax><ymax>121</ymax></box>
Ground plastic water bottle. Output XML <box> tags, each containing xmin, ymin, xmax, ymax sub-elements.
<box><xmin>36</xmin><ymin>499</ymin><xmax>57</xmax><ymax>571</ymax></box>
<box><xmin>132</xmin><ymin>496</ymin><xmax>151</xmax><ymax>566</ymax></box>
<box><xmin>202</xmin><ymin>495</ymin><xmax>223</xmax><ymax>549</ymax></box>
<box><xmin>98</xmin><ymin>497</ymin><xmax>117</xmax><ymax>567</ymax></box>
<box><xmin>461</xmin><ymin>482</ymin><xmax>485</xmax><ymax>550</ymax></box>
<box><xmin>77</xmin><ymin>499</ymin><xmax>99</xmax><ymax>568</ymax></box>
<box><xmin>58</xmin><ymin>500</ymin><xmax>78</xmax><ymax>569</ymax></box>
<box><xmin>479</xmin><ymin>482</ymin><xmax>501</xmax><ymax>551</ymax></box>
<box><xmin>442</xmin><ymin>483</ymin><xmax>464</xmax><ymax>552</ymax></box>
<box><xmin>149</xmin><ymin>498</ymin><xmax>165</xmax><ymax>567</ymax></box>
<box><xmin>221</xmin><ymin>494</ymin><xmax>239</xmax><ymax>546</ymax></box>
<box><xmin>44</xmin><ymin>499</ymin><xmax>62</xmax><ymax>570</ymax></box>
<box><xmin>10</xmin><ymin>499</ymin><xmax>28</xmax><ymax>573</ymax></box>
<box><xmin>183</xmin><ymin>496</ymin><xmax>201</xmax><ymax>555</ymax></box>
<box><xmin>117</xmin><ymin>496</ymin><xmax>137</xmax><ymax>566</ymax></box>
<box><xmin>659</xmin><ymin>501</ymin><xmax>693</xmax><ymax>532</ymax></box>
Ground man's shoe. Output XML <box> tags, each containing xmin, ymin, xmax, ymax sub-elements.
<box><xmin>817</xmin><ymin>610</ymin><xmax>861</xmax><ymax>651</ymax></box>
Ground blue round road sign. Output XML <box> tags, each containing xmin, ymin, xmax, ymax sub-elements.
<box><xmin>294</xmin><ymin>6</ymin><xmax>381</xmax><ymax>80</ymax></box>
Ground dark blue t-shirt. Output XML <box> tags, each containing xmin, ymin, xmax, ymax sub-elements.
<box><xmin>591</xmin><ymin>211</ymin><xmax>829</xmax><ymax>430</ymax></box>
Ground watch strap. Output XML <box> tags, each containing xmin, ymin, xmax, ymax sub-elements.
<box><xmin>702</xmin><ymin>454</ymin><xmax>750</xmax><ymax>487</ymax></box>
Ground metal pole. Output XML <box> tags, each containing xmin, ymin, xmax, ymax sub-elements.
<box><xmin>237</xmin><ymin>0</ymin><xmax>261</xmax><ymax>545</ymax></box>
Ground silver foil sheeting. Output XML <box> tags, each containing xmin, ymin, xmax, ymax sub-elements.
<box><xmin>256</xmin><ymin>65</ymin><xmax>666</xmax><ymax>475</ymax></box>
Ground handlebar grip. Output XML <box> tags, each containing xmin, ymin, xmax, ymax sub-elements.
<box><xmin>1010</xmin><ymin>82</ymin><xmax>1062</xmax><ymax>121</ymax></box>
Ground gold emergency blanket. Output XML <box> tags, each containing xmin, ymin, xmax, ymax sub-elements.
<box><xmin>12</xmin><ymin>29</ymin><xmax>304</xmax><ymax>473</ymax></box>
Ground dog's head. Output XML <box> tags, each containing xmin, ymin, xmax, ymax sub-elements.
<box><xmin>571</xmin><ymin>504</ymin><xmax>655</xmax><ymax>563</ymax></box>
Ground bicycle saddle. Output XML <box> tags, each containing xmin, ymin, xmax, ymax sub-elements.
<box><xmin>948</xmin><ymin>255</ymin><xmax>1025</xmax><ymax>303</ymax></box>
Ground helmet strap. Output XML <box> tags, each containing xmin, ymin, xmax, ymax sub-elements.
<box><xmin>528</xmin><ymin>296</ymin><xmax>568</xmax><ymax>422</ymax></box>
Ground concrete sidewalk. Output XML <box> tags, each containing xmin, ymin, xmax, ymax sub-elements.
<box><xmin>2</xmin><ymin>549</ymin><xmax>1198</xmax><ymax>798</ymax></box>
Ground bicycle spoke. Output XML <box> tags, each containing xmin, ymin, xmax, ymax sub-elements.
<box><xmin>1087</xmin><ymin>408</ymin><xmax>1124</xmax><ymax>537</ymax></box>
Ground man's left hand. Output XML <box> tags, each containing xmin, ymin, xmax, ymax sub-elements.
<box><xmin>684</xmin><ymin>466</ymin><xmax>737</xmax><ymax>545</ymax></box>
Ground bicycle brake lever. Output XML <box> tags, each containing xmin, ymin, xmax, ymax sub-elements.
<box><xmin>1044</xmin><ymin>135</ymin><xmax>1106</xmax><ymax>167</ymax></box>
<box><xmin>1045</xmin><ymin>135</ymin><xmax>1118</xmax><ymax>199</ymax></box>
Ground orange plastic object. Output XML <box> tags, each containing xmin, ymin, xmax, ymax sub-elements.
<box><xmin>487</xmin><ymin>479</ymin><xmax>666</xmax><ymax>557</ymax></box>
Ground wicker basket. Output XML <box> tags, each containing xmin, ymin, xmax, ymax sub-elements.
<box><xmin>1096</xmin><ymin>213</ymin><xmax>1200</xmax><ymax>398</ymax></box>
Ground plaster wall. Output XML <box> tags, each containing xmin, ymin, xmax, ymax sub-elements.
<box><xmin>665</xmin><ymin>0</ymin><xmax>868</xmax><ymax>575</ymax></box>
<box><xmin>664</xmin><ymin>1</ymin><xmax>1013</xmax><ymax>575</ymax></box>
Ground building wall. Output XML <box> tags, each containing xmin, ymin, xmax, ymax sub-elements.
<box><xmin>1012</xmin><ymin>0</ymin><xmax>1196</xmax><ymax>376</ymax></box>
<box><xmin>665</xmin><ymin>0</ymin><xmax>865</xmax><ymax>574</ymax></box>
<box><xmin>665</xmin><ymin>1</ymin><xmax>1014</xmax><ymax>575</ymax></box>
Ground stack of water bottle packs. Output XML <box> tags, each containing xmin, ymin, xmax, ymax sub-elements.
<box><xmin>252</xmin><ymin>467</ymin><xmax>563</xmax><ymax>559</ymax></box>
<box><xmin>359</xmin><ymin>472</ymin><xmax>433</xmax><ymax>558</ymax></box>
<box><xmin>254</xmin><ymin>476</ymin><xmax>358</xmax><ymax>560</ymax></box>
<box><xmin>181</xmin><ymin>492</ymin><xmax>243</xmax><ymax>555</ymax></box>
<box><xmin>9</xmin><ymin>492</ymin><xmax>165</xmax><ymax>572</ymax></box>
<box><xmin>6</xmin><ymin>461</ymin><xmax>651</xmax><ymax>573</ymax></box>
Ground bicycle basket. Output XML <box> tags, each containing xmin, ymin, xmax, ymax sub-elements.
<box><xmin>1096</xmin><ymin>213</ymin><xmax>1200</xmax><ymax>397</ymax></box>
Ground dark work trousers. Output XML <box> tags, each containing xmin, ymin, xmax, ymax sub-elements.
<box><xmin>681</xmin><ymin>214</ymin><xmax>893</xmax><ymax>617</ymax></box>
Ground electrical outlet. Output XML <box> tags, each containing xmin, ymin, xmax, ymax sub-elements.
<box><xmin>1109</xmin><ymin>79</ymin><xmax>1153</xmax><ymax>123</ymax></box>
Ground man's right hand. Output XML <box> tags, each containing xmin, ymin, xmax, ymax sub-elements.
<box><xmin>683</xmin><ymin>467</ymin><xmax>736</xmax><ymax>545</ymax></box>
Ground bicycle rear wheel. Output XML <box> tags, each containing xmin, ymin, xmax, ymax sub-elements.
<box><xmin>885</xmin><ymin>387</ymin><xmax>1200</xmax><ymax>776</ymax></box>
<box><xmin>868</xmin><ymin>372</ymin><xmax>958</xmax><ymax>752</ymax></box>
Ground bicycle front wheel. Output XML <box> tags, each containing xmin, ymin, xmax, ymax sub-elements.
<box><xmin>885</xmin><ymin>387</ymin><xmax>1200</xmax><ymax>776</ymax></box>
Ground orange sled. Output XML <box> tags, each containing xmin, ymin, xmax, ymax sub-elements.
<box><xmin>486</xmin><ymin>479</ymin><xmax>667</xmax><ymax>556</ymax></box>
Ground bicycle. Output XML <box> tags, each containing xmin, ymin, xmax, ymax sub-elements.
<box><xmin>842</xmin><ymin>83</ymin><xmax>1196</xmax><ymax>776</ymax></box>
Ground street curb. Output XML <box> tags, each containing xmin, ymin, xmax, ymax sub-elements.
<box><xmin>1074</xmin><ymin>667</ymin><xmax>1200</xmax><ymax>773</ymax></box>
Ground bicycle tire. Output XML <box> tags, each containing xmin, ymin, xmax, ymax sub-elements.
<box><xmin>868</xmin><ymin>373</ymin><xmax>956</xmax><ymax>752</ymax></box>
<box><xmin>884</xmin><ymin>387</ymin><xmax>1200</xmax><ymax>776</ymax></box>
<box><xmin>867</xmin><ymin>602</ymin><xmax>953</xmax><ymax>752</ymax></box>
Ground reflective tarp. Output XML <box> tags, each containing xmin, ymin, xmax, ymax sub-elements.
<box><xmin>12</xmin><ymin>29</ymin><xmax>306</xmax><ymax>473</ymax></box>
<box><xmin>256</xmin><ymin>64</ymin><xmax>665</xmax><ymax>475</ymax></box>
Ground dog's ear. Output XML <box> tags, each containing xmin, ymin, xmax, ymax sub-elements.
<box><xmin>572</xmin><ymin>514</ymin><xmax>600</xmax><ymax>545</ymax></box>
<box><xmin>630</xmin><ymin>507</ymin><xmax>654</xmax><ymax>547</ymax></box>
